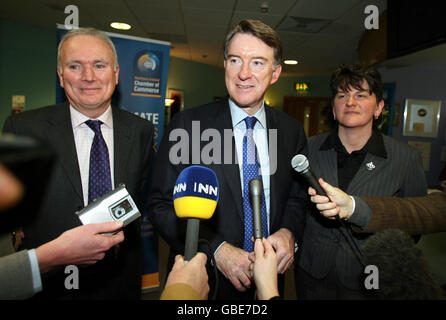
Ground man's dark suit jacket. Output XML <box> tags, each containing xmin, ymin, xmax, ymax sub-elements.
<box><xmin>298</xmin><ymin>132</ymin><xmax>427</xmax><ymax>294</ymax></box>
<box><xmin>148</xmin><ymin>98</ymin><xmax>308</xmax><ymax>299</ymax></box>
<box><xmin>3</xmin><ymin>103</ymin><xmax>154</xmax><ymax>299</ymax></box>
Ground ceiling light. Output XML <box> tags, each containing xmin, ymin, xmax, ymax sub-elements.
<box><xmin>260</xmin><ymin>2</ymin><xmax>269</xmax><ymax>13</ymax></box>
<box><xmin>284</xmin><ymin>60</ymin><xmax>298</xmax><ymax>65</ymax></box>
<box><xmin>110</xmin><ymin>22</ymin><xmax>131</xmax><ymax>30</ymax></box>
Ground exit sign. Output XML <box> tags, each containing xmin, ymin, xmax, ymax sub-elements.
<box><xmin>295</xmin><ymin>82</ymin><xmax>310</xmax><ymax>92</ymax></box>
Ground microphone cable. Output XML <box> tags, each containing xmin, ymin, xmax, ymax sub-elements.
<box><xmin>334</xmin><ymin>216</ymin><xmax>365</xmax><ymax>268</ymax></box>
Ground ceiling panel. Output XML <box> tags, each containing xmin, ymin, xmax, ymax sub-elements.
<box><xmin>235</xmin><ymin>0</ymin><xmax>297</xmax><ymax>15</ymax></box>
<box><xmin>183</xmin><ymin>8</ymin><xmax>233</xmax><ymax>27</ymax></box>
<box><xmin>181</xmin><ymin>0</ymin><xmax>236</xmax><ymax>11</ymax></box>
<box><xmin>288</xmin><ymin>0</ymin><xmax>360</xmax><ymax>20</ymax></box>
<box><xmin>0</xmin><ymin>0</ymin><xmax>400</xmax><ymax>75</ymax></box>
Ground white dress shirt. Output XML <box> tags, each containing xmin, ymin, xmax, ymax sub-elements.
<box><xmin>228</xmin><ymin>99</ymin><xmax>271</xmax><ymax>233</ymax></box>
<box><xmin>70</xmin><ymin>105</ymin><xmax>115</xmax><ymax>206</ymax></box>
<box><xmin>213</xmin><ymin>100</ymin><xmax>272</xmax><ymax>257</ymax></box>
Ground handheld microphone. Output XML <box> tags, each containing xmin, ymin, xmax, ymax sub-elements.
<box><xmin>291</xmin><ymin>154</ymin><xmax>327</xmax><ymax>197</ymax></box>
<box><xmin>249</xmin><ymin>178</ymin><xmax>263</xmax><ymax>240</ymax></box>
<box><xmin>173</xmin><ymin>165</ymin><xmax>219</xmax><ymax>262</ymax></box>
<box><xmin>291</xmin><ymin>154</ymin><xmax>365</xmax><ymax>266</ymax></box>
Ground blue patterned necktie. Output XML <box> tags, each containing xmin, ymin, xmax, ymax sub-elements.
<box><xmin>85</xmin><ymin>120</ymin><xmax>112</xmax><ymax>204</ymax></box>
<box><xmin>242</xmin><ymin>116</ymin><xmax>269</xmax><ymax>252</ymax></box>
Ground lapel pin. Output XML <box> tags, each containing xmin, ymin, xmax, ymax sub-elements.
<box><xmin>366</xmin><ymin>161</ymin><xmax>375</xmax><ymax>171</ymax></box>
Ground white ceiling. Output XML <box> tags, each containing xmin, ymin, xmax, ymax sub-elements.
<box><xmin>1</xmin><ymin>0</ymin><xmax>389</xmax><ymax>76</ymax></box>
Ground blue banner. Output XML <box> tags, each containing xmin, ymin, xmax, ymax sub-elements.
<box><xmin>57</xmin><ymin>27</ymin><xmax>170</xmax><ymax>290</ymax></box>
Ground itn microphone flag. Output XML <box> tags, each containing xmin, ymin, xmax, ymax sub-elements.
<box><xmin>173</xmin><ymin>166</ymin><xmax>219</xmax><ymax>220</ymax></box>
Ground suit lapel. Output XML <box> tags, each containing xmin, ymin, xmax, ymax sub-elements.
<box><xmin>265</xmin><ymin>106</ymin><xmax>279</xmax><ymax>225</ymax></box>
<box><xmin>112</xmin><ymin>107</ymin><xmax>132</xmax><ymax>187</ymax></box>
<box><xmin>347</xmin><ymin>153</ymin><xmax>387</xmax><ymax>194</ymax></box>
<box><xmin>315</xmin><ymin>147</ymin><xmax>338</xmax><ymax>187</ymax></box>
<box><xmin>45</xmin><ymin>104</ymin><xmax>83</xmax><ymax>201</ymax></box>
<box><xmin>215</xmin><ymin>100</ymin><xmax>244</xmax><ymax>220</ymax></box>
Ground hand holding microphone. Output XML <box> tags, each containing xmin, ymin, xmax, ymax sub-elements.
<box><xmin>308</xmin><ymin>177</ymin><xmax>355</xmax><ymax>220</ymax></box>
<box><xmin>291</xmin><ymin>154</ymin><xmax>340</xmax><ymax>222</ymax></box>
<box><xmin>292</xmin><ymin>154</ymin><xmax>365</xmax><ymax>266</ymax></box>
<box><xmin>173</xmin><ymin>166</ymin><xmax>219</xmax><ymax>262</ymax></box>
<box><xmin>291</xmin><ymin>154</ymin><xmax>327</xmax><ymax>197</ymax></box>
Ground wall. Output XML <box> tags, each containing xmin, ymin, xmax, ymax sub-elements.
<box><xmin>266</xmin><ymin>74</ymin><xmax>331</xmax><ymax>110</ymax></box>
<box><xmin>0</xmin><ymin>18</ymin><xmax>56</xmax><ymax>128</ymax></box>
<box><xmin>379</xmin><ymin>63</ymin><xmax>446</xmax><ymax>286</ymax></box>
<box><xmin>166</xmin><ymin>57</ymin><xmax>226</xmax><ymax>110</ymax></box>
<box><xmin>379</xmin><ymin>64</ymin><xmax>446</xmax><ymax>188</ymax></box>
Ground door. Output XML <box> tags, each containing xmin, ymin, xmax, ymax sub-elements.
<box><xmin>283</xmin><ymin>97</ymin><xmax>333</xmax><ymax>137</ymax></box>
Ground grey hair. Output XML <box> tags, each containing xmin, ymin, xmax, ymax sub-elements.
<box><xmin>57</xmin><ymin>27</ymin><xmax>118</xmax><ymax>73</ymax></box>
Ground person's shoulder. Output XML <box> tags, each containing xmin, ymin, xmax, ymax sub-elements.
<box><xmin>266</xmin><ymin>105</ymin><xmax>298</xmax><ymax>123</ymax></box>
<box><xmin>4</xmin><ymin>104</ymin><xmax>68</xmax><ymax>129</ymax></box>
<box><xmin>382</xmin><ymin>134</ymin><xmax>417</xmax><ymax>155</ymax></box>
<box><xmin>184</xmin><ymin>100</ymin><xmax>228</xmax><ymax>118</ymax></box>
<box><xmin>308</xmin><ymin>132</ymin><xmax>329</xmax><ymax>145</ymax></box>
<box><xmin>170</xmin><ymin>99</ymin><xmax>229</xmax><ymax>123</ymax></box>
<box><xmin>8</xmin><ymin>104</ymin><xmax>65</xmax><ymax>119</ymax></box>
<box><xmin>265</xmin><ymin>105</ymin><xmax>305</xmax><ymax>137</ymax></box>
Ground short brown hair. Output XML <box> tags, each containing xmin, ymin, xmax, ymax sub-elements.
<box><xmin>223</xmin><ymin>19</ymin><xmax>282</xmax><ymax>66</ymax></box>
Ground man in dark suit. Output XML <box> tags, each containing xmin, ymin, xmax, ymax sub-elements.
<box><xmin>2</xmin><ymin>28</ymin><xmax>154</xmax><ymax>299</ymax></box>
<box><xmin>296</xmin><ymin>63</ymin><xmax>427</xmax><ymax>299</ymax></box>
<box><xmin>148</xmin><ymin>20</ymin><xmax>308</xmax><ymax>299</ymax></box>
<box><xmin>309</xmin><ymin>178</ymin><xmax>446</xmax><ymax>235</ymax></box>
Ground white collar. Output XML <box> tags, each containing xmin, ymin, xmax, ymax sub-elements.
<box><xmin>70</xmin><ymin>105</ymin><xmax>113</xmax><ymax>129</ymax></box>
<box><xmin>228</xmin><ymin>99</ymin><xmax>267</xmax><ymax>129</ymax></box>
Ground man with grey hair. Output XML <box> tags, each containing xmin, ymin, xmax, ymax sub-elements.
<box><xmin>3</xmin><ymin>27</ymin><xmax>154</xmax><ymax>299</ymax></box>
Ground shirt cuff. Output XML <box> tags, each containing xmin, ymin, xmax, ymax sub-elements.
<box><xmin>27</xmin><ymin>249</ymin><xmax>43</xmax><ymax>294</ymax></box>
<box><xmin>213</xmin><ymin>241</ymin><xmax>226</xmax><ymax>257</ymax></box>
<box><xmin>346</xmin><ymin>195</ymin><xmax>372</xmax><ymax>229</ymax></box>
<box><xmin>349</xmin><ymin>196</ymin><xmax>356</xmax><ymax>217</ymax></box>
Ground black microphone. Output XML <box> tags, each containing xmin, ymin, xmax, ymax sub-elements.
<box><xmin>291</xmin><ymin>153</ymin><xmax>341</xmax><ymax>223</ymax></box>
<box><xmin>291</xmin><ymin>154</ymin><xmax>365</xmax><ymax>267</ymax></box>
<box><xmin>291</xmin><ymin>154</ymin><xmax>327</xmax><ymax>197</ymax></box>
<box><xmin>249</xmin><ymin>178</ymin><xmax>263</xmax><ymax>240</ymax></box>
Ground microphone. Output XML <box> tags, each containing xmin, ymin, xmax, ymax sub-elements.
<box><xmin>291</xmin><ymin>154</ymin><xmax>327</xmax><ymax>197</ymax></box>
<box><xmin>291</xmin><ymin>153</ymin><xmax>341</xmax><ymax>223</ymax></box>
<box><xmin>173</xmin><ymin>165</ymin><xmax>219</xmax><ymax>262</ymax></box>
<box><xmin>249</xmin><ymin>178</ymin><xmax>263</xmax><ymax>240</ymax></box>
<box><xmin>291</xmin><ymin>154</ymin><xmax>365</xmax><ymax>267</ymax></box>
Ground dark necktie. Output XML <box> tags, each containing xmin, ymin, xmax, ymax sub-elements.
<box><xmin>242</xmin><ymin>116</ymin><xmax>269</xmax><ymax>252</ymax></box>
<box><xmin>85</xmin><ymin>120</ymin><xmax>112</xmax><ymax>204</ymax></box>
